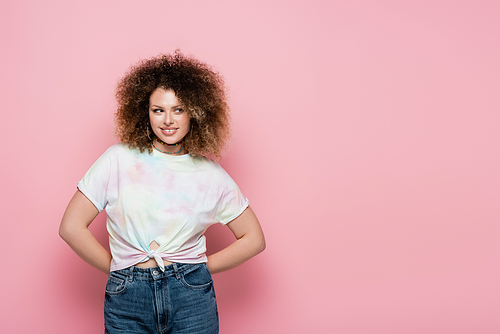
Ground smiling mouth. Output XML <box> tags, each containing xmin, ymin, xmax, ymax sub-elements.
<box><xmin>161</xmin><ymin>128</ymin><xmax>178</xmax><ymax>133</ymax></box>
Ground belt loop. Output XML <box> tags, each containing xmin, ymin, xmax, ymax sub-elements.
<box><xmin>128</xmin><ymin>266</ymin><xmax>134</xmax><ymax>282</ymax></box>
<box><xmin>172</xmin><ymin>263</ymin><xmax>180</xmax><ymax>279</ymax></box>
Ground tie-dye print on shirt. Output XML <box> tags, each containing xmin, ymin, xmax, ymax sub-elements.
<box><xmin>78</xmin><ymin>144</ymin><xmax>249</xmax><ymax>272</ymax></box>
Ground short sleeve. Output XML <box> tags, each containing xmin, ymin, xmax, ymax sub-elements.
<box><xmin>215</xmin><ymin>168</ymin><xmax>249</xmax><ymax>225</ymax></box>
<box><xmin>77</xmin><ymin>147</ymin><xmax>113</xmax><ymax>212</ymax></box>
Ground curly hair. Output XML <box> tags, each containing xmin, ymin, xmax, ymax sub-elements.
<box><xmin>115</xmin><ymin>51</ymin><xmax>231</xmax><ymax>159</ymax></box>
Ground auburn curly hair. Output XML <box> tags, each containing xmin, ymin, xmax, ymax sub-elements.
<box><xmin>115</xmin><ymin>51</ymin><xmax>231</xmax><ymax>159</ymax></box>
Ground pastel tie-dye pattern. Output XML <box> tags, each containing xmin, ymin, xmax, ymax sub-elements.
<box><xmin>78</xmin><ymin>144</ymin><xmax>249</xmax><ymax>272</ymax></box>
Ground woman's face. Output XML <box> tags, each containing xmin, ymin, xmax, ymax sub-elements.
<box><xmin>149</xmin><ymin>88</ymin><xmax>190</xmax><ymax>149</ymax></box>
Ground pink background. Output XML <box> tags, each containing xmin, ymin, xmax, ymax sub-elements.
<box><xmin>1</xmin><ymin>0</ymin><xmax>499</xmax><ymax>333</ymax></box>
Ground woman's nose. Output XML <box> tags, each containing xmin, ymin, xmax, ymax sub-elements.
<box><xmin>164</xmin><ymin>111</ymin><xmax>174</xmax><ymax>125</ymax></box>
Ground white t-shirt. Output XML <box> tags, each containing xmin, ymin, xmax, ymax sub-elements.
<box><xmin>78</xmin><ymin>143</ymin><xmax>249</xmax><ymax>272</ymax></box>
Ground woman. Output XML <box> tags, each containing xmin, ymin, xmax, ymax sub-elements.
<box><xmin>59</xmin><ymin>51</ymin><xmax>265</xmax><ymax>334</ymax></box>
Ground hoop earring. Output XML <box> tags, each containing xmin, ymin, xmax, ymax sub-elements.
<box><xmin>147</xmin><ymin>126</ymin><xmax>152</xmax><ymax>140</ymax></box>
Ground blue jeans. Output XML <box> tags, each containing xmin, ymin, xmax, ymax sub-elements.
<box><xmin>104</xmin><ymin>263</ymin><xmax>219</xmax><ymax>334</ymax></box>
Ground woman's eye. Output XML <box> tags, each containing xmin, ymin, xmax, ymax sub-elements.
<box><xmin>152</xmin><ymin>108</ymin><xmax>163</xmax><ymax>113</ymax></box>
<box><xmin>174</xmin><ymin>108</ymin><xmax>184</xmax><ymax>114</ymax></box>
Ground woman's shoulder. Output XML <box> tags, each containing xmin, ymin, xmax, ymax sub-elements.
<box><xmin>192</xmin><ymin>156</ymin><xmax>224</xmax><ymax>170</ymax></box>
<box><xmin>92</xmin><ymin>143</ymin><xmax>144</xmax><ymax>163</ymax></box>
<box><xmin>105</xmin><ymin>142</ymin><xmax>147</xmax><ymax>156</ymax></box>
<box><xmin>200</xmin><ymin>159</ymin><xmax>236</xmax><ymax>181</ymax></box>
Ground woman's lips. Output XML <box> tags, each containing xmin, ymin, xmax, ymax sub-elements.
<box><xmin>160</xmin><ymin>128</ymin><xmax>178</xmax><ymax>136</ymax></box>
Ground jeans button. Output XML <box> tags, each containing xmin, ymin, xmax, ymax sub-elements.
<box><xmin>152</xmin><ymin>270</ymin><xmax>159</xmax><ymax>275</ymax></box>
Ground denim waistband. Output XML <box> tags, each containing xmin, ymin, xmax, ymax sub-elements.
<box><xmin>111</xmin><ymin>263</ymin><xmax>203</xmax><ymax>281</ymax></box>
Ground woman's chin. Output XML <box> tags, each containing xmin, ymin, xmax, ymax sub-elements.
<box><xmin>155</xmin><ymin>132</ymin><xmax>186</xmax><ymax>145</ymax></box>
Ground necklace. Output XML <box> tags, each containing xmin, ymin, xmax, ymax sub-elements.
<box><xmin>155</xmin><ymin>137</ymin><xmax>183</xmax><ymax>147</ymax></box>
<box><xmin>152</xmin><ymin>143</ymin><xmax>184</xmax><ymax>155</ymax></box>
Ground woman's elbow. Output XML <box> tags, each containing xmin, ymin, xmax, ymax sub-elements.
<box><xmin>59</xmin><ymin>223</ymin><xmax>70</xmax><ymax>242</ymax></box>
<box><xmin>59</xmin><ymin>220</ymin><xmax>77</xmax><ymax>243</ymax></box>
<box><xmin>255</xmin><ymin>235</ymin><xmax>266</xmax><ymax>254</ymax></box>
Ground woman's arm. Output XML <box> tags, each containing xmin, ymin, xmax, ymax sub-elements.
<box><xmin>206</xmin><ymin>206</ymin><xmax>266</xmax><ymax>274</ymax></box>
<box><xmin>59</xmin><ymin>190</ymin><xmax>112</xmax><ymax>274</ymax></box>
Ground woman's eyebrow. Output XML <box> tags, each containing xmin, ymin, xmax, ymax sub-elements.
<box><xmin>150</xmin><ymin>104</ymin><xmax>183</xmax><ymax>110</ymax></box>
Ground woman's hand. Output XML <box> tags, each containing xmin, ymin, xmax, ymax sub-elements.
<box><xmin>206</xmin><ymin>206</ymin><xmax>265</xmax><ymax>274</ymax></box>
<box><xmin>59</xmin><ymin>190</ymin><xmax>112</xmax><ymax>274</ymax></box>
